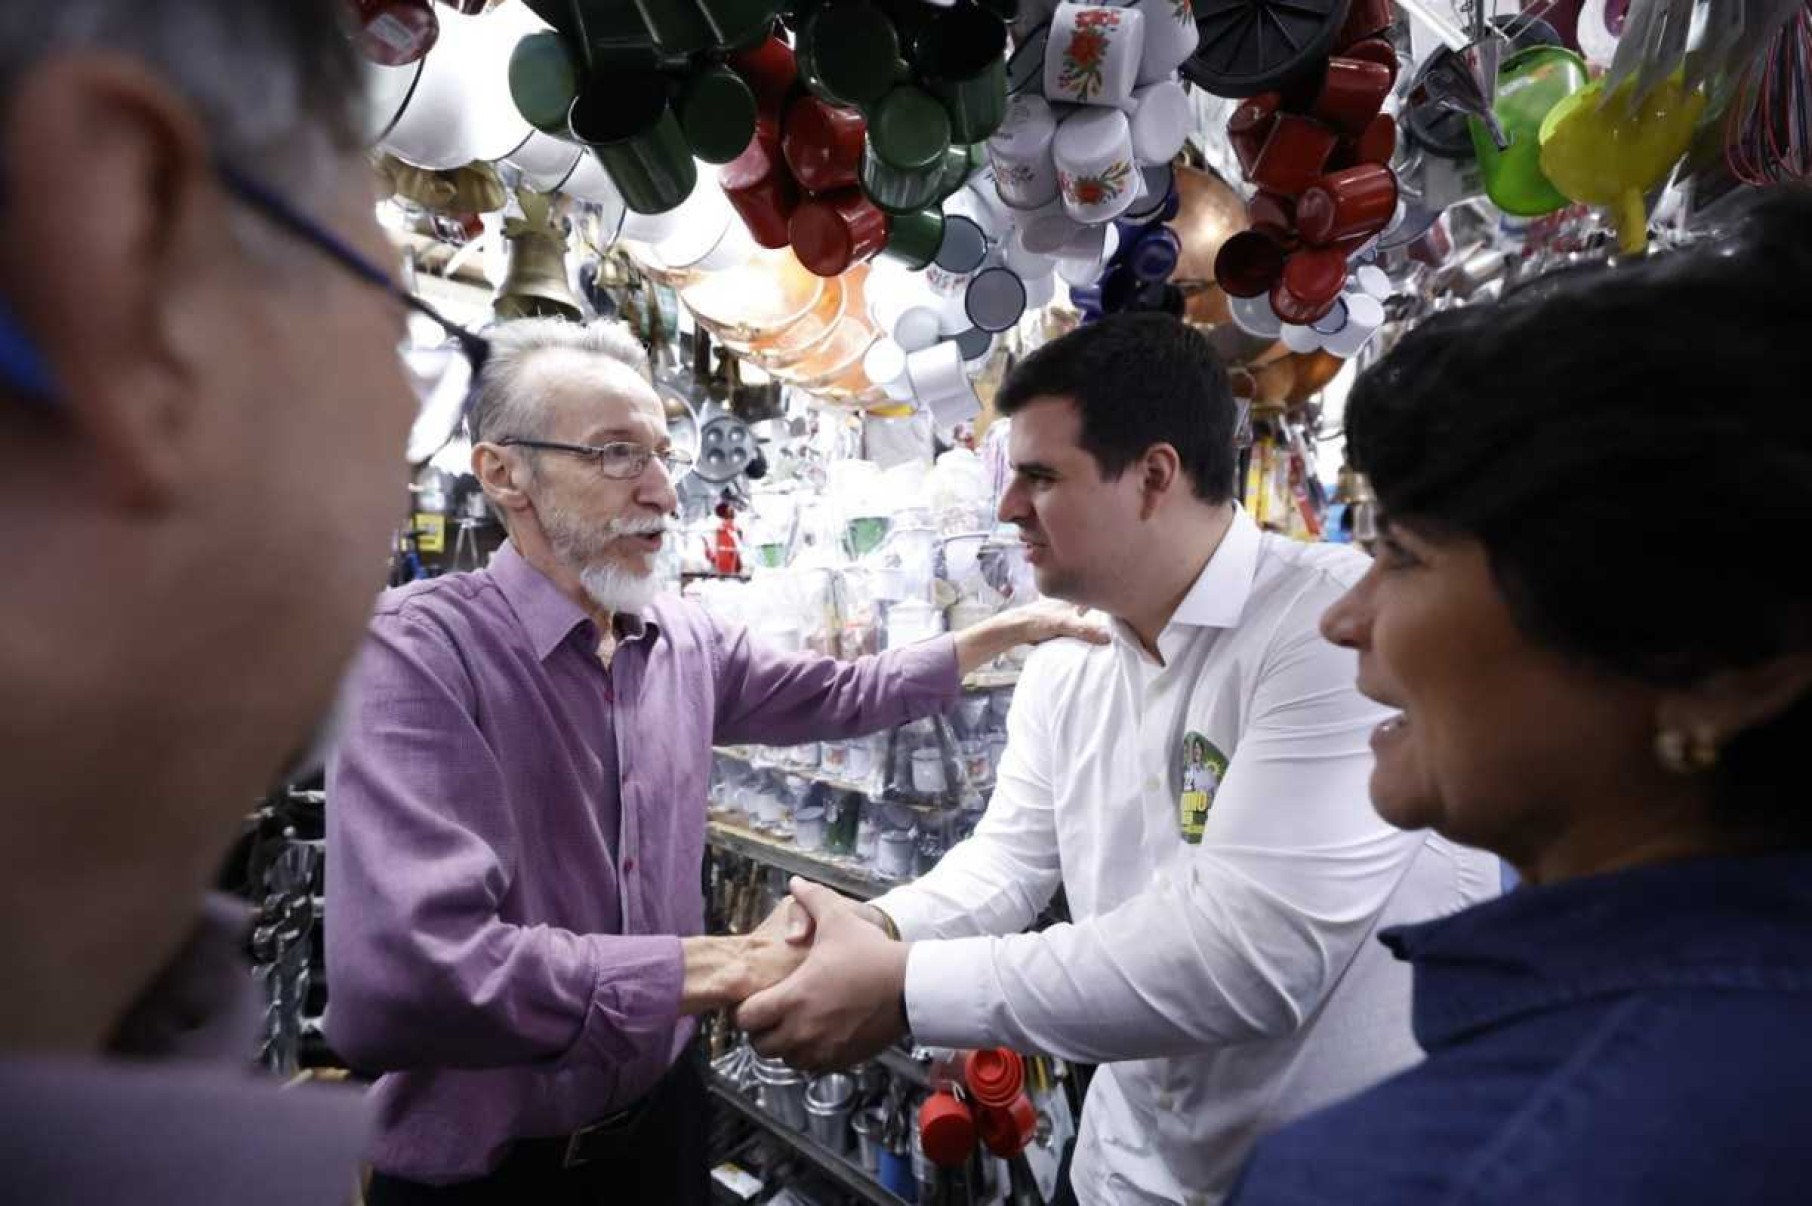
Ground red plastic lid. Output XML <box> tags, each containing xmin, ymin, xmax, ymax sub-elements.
<box><xmin>919</xmin><ymin>1092</ymin><xmax>978</xmax><ymax>1168</ymax></box>
<box><xmin>1272</xmin><ymin>247</ymin><xmax>1348</xmax><ymax>324</ymax></box>
<box><xmin>964</xmin><ymin>1049</ymin><xmax>1025</xmax><ymax>1109</ymax></box>
<box><xmin>790</xmin><ymin>189</ymin><xmax>888</xmax><ymax>277</ymax></box>
<box><xmin>977</xmin><ymin>1094</ymin><xmax>1038</xmax><ymax>1159</ymax></box>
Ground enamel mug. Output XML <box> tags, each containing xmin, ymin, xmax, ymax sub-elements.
<box><xmin>1053</xmin><ymin>106</ymin><xmax>1139</xmax><ymax>224</ymax></box>
<box><xmin>1043</xmin><ymin>3</ymin><xmax>1145</xmax><ymax>108</ymax></box>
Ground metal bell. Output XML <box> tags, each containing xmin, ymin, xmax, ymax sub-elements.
<box><xmin>493</xmin><ymin>227</ymin><xmax>582</xmax><ymax>321</ymax></box>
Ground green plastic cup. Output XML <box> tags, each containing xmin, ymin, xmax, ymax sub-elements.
<box><xmin>679</xmin><ymin>65</ymin><xmax>759</xmax><ymax>163</ymax></box>
<box><xmin>867</xmin><ymin>84</ymin><xmax>952</xmax><ymax>171</ymax></box>
<box><xmin>880</xmin><ymin>207</ymin><xmax>947</xmax><ymax>269</ymax></box>
<box><xmin>570</xmin><ymin>71</ymin><xmax>699</xmax><ymax>215</ymax></box>
<box><xmin>915</xmin><ymin>5</ymin><xmax>1009</xmax><ymax>144</ymax></box>
<box><xmin>803</xmin><ymin>1</ymin><xmax>907</xmax><ymax>108</ymax></box>
<box><xmin>860</xmin><ymin>143</ymin><xmax>944</xmax><ymax>214</ymax></box>
<box><xmin>509</xmin><ymin>32</ymin><xmax>583</xmax><ymax>136</ymax></box>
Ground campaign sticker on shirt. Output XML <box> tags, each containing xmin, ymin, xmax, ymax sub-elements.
<box><xmin>1178</xmin><ymin>732</ymin><xmax>1228</xmax><ymax>844</ymax></box>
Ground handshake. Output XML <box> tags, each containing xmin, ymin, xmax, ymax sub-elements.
<box><xmin>683</xmin><ymin>879</ymin><xmax>912</xmax><ymax>1073</ymax></box>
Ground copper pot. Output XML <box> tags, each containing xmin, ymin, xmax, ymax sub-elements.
<box><xmin>1171</xmin><ymin>165</ymin><xmax>1251</xmax><ymax>294</ymax></box>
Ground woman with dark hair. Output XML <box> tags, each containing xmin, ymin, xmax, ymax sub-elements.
<box><xmin>1226</xmin><ymin>188</ymin><xmax>1812</xmax><ymax>1206</ymax></box>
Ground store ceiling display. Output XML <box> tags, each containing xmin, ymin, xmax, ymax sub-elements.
<box><xmin>348</xmin><ymin>0</ymin><xmax>1798</xmax><ymax>438</ymax></box>
<box><xmin>694</xmin><ymin>409</ymin><xmax>764</xmax><ymax>485</ymax></box>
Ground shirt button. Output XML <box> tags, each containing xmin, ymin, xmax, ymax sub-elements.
<box><xmin>1156</xmin><ymin>1092</ymin><xmax>1174</xmax><ymax>1111</ymax></box>
<box><xmin>1144</xmin><ymin>776</ymin><xmax>1160</xmax><ymax>792</ymax></box>
<box><xmin>623</xmin><ymin>858</ymin><xmax>636</xmax><ymax>873</ymax></box>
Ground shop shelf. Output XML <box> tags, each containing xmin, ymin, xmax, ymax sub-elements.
<box><xmin>708</xmin><ymin>1076</ymin><xmax>908</xmax><ymax>1205</ymax></box>
<box><xmin>706</xmin><ymin>818</ymin><xmax>902</xmax><ymax>901</ymax></box>
<box><xmin>711</xmin><ymin>749</ymin><xmax>972</xmax><ymax>810</ymax></box>
<box><xmin>961</xmin><ymin>669</ymin><xmax>1020</xmax><ymax>692</ymax></box>
<box><xmin>874</xmin><ymin>1044</ymin><xmax>932</xmax><ymax>1089</ymax></box>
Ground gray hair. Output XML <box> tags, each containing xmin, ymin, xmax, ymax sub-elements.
<box><xmin>467</xmin><ymin>319</ymin><xmax>652</xmax><ymax>446</ymax></box>
<box><xmin>0</xmin><ymin>1</ymin><xmax>364</xmax><ymax>210</ymax></box>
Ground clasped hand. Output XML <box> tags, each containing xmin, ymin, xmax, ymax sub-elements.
<box><xmin>727</xmin><ymin>878</ymin><xmax>910</xmax><ymax>1073</ymax></box>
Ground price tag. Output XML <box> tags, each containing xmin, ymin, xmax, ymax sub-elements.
<box><xmin>413</xmin><ymin>513</ymin><xmax>447</xmax><ymax>554</ymax></box>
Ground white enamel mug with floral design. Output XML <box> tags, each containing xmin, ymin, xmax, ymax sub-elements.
<box><xmin>1042</xmin><ymin>2</ymin><xmax>1145</xmax><ymax>108</ymax></box>
<box><xmin>987</xmin><ymin>93</ymin><xmax>1062</xmax><ymax>209</ymax></box>
<box><xmin>1053</xmin><ymin>106</ymin><xmax>1139</xmax><ymax>224</ymax></box>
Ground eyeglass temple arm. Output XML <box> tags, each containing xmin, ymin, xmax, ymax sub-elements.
<box><xmin>215</xmin><ymin>162</ymin><xmax>489</xmax><ymax>363</ymax></box>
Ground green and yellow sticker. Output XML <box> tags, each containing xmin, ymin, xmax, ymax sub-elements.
<box><xmin>1178</xmin><ymin>732</ymin><xmax>1228</xmax><ymax>844</ymax></box>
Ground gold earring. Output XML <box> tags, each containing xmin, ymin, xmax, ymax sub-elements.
<box><xmin>1655</xmin><ymin>727</ymin><xmax>1720</xmax><ymax>775</ymax></box>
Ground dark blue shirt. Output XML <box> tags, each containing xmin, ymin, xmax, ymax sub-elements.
<box><xmin>1228</xmin><ymin>853</ymin><xmax>1812</xmax><ymax>1205</ymax></box>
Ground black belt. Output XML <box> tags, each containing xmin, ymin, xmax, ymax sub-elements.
<box><xmin>512</xmin><ymin>1048</ymin><xmax>709</xmax><ymax>1173</ymax></box>
<box><xmin>511</xmin><ymin>1094</ymin><xmax>654</xmax><ymax>1171</ymax></box>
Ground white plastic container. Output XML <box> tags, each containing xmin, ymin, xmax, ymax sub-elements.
<box><xmin>910</xmin><ymin>748</ymin><xmax>947</xmax><ymax>794</ymax></box>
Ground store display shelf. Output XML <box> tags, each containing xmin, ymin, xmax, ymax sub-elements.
<box><xmin>714</xmin><ymin>747</ymin><xmax>876</xmax><ymax>796</ymax></box>
<box><xmin>875</xmin><ymin>1044</ymin><xmax>932</xmax><ymax>1089</ymax></box>
<box><xmin>712</xmin><ymin>749</ymin><xmax>964</xmax><ymax>809</ymax></box>
<box><xmin>709</xmin><ymin>1077</ymin><xmax>908</xmax><ymax>1206</ymax></box>
<box><xmin>962</xmin><ymin>668</ymin><xmax>1020</xmax><ymax>692</ymax></box>
<box><xmin>706</xmin><ymin>818</ymin><xmax>900</xmax><ymax>901</ymax></box>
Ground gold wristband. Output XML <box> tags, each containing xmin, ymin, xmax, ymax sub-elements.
<box><xmin>873</xmin><ymin>906</ymin><xmax>902</xmax><ymax>942</ymax></box>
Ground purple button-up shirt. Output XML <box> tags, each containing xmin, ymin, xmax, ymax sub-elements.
<box><xmin>326</xmin><ymin>543</ymin><xmax>959</xmax><ymax>1181</ymax></box>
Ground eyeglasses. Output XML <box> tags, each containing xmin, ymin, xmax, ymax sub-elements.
<box><xmin>2</xmin><ymin>160</ymin><xmax>492</xmax><ymax>465</ymax></box>
<box><xmin>495</xmin><ymin>438</ymin><xmax>695</xmax><ymax>481</ymax></box>
<box><xmin>216</xmin><ymin>162</ymin><xmax>490</xmax><ymax>465</ymax></box>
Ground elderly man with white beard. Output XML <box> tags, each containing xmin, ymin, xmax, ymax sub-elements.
<box><xmin>326</xmin><ymin>319</ymin><xmax>1103</xmax><ymax>1205</ymax></box>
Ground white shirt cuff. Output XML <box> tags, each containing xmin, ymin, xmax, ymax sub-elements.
<box><xmin>871</xmin><ymin>888</ymin><xmax>939</xmax><ymax>943</ymax></box>
<box><xmin>903</xmin><ymin>937</ymin><xmax>999</xmax><ymax>1049</ymax></box>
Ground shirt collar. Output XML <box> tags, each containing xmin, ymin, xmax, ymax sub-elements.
<box><xmin>488</xmin><ymin>541</ymin><xmax>659</xmax><ymax>662</ymax></box>
<box><xmin>1382</xmin><ymin>852</ymin><xmax>1812</xmax><ymax>1051</ymax></box>
<box><xmin>1111</xmin><ymin>507</ymin><xmax>1262</xmax><ymax>652</ymax></box>
<box><xmin>1170</xmin><ymin>505</ymin><xmax>1262</xmax><ymax>629</ymax></box>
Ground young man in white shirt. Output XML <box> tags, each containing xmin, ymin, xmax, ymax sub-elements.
<box><xmin>737</xmin><ymin>313</ymin><xmax>1499</xmax><ymax>1205</ymax></box>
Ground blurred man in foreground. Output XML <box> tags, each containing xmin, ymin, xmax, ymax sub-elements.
<box><xmin>0</xmin><ymin>3</ymin><xmax>423</xmax><ymax>1200</ymax></box>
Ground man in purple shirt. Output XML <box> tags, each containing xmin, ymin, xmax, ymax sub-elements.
<box><xmin>0</xmin><ymin>1</ymin><xmax>422</xmax><ymax>1201</ymax></box>
<box><xmin>327</xmin><ymin>318</ymin><xmax>1100</xmax><ymax>1203</ymax></box>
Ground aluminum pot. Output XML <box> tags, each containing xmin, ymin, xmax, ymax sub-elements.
<box><xmin>852</xmin><ymin>1105</ymin><xmax>887</xmax><ymax>1172</ymax></box>
<box><xmin>804</xmin><ymin>1073</ymin><xmax>856</xmax><ymax>1155</ymax></box>
<box><xmin>754</xmin><ymin>1055</ymin><xmax>808</xmax><ymax>1131</ymax></box>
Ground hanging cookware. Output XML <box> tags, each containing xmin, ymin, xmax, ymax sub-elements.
<box><xmin>1183</xmin><ymin>0</ymin><xmax>1353</xmax><ymax>98</ymax></box>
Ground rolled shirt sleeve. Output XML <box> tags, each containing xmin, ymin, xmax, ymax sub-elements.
<box><xmin>898</xmin><ymin>619</ymin><xmax>1419</xmax><ymax>1063</ymax></box>
<box><xmin>325</xmin><ymin>613</ymin><xmax>681</xmax><ymax>1074</ymax></box>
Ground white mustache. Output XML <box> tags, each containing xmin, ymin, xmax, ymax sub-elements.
<box><xmin>603</xmin><ymin>516</ymin><xmax>673</xmax><ymax>539</ymax></box>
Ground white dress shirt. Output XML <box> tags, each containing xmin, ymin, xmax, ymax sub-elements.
<box><xmin>875</xmin><ymin>510</ymin><xmax>1499</xmax><ymax>1205</ymax></box>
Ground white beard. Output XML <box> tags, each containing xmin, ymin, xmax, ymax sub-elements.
<box><xmin>579</xmin><ymin>559</ymin><xmax>663</xmax><ymax>615</ymax></box>
<box><xmin>540</xmin><ymin>502</ymin><xmax>670</xmax><ymax>617</ymax></box>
